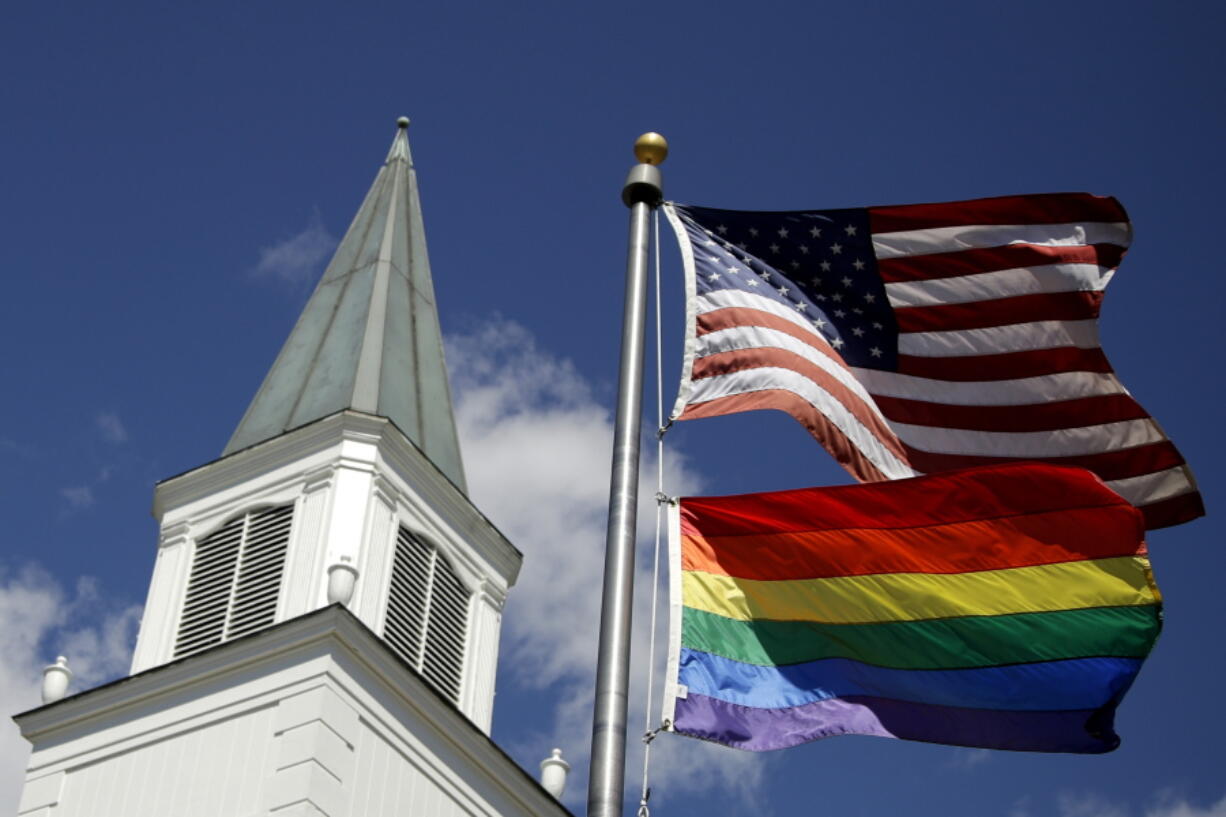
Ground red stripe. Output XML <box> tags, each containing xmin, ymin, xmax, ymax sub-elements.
<box><xmin>877</xmin><ymin>243</ymin><xmax>1126</xmax><ymax>284</ymax></box>
<box><xmin>691</xmin><ymin>348</ymin><xmax>909</xmax><ymax>463</ymax></box>
<box><xmin>895</xmin><ymin>347</ymin><xmax>1114</xmax><ymax>381</ymax></box>
<box><xmin>697</xmin><ymin>308</ymin><xmax>847</xmax><ymax>373</ymax></box>
<box><xmin>873</xmin><ymin>393</ymin><xmax>1150</xmax><ymax>433</ymax></box>
<box><xmin>902</xmin><ymin>440</ymin><xmax>1186</xmax><ymax>483</ymax></box>
<box><xmin>894</xmin><ymin>291</ymin><xmax>1104</xmax><ymax>333</ymax></box>
<box><xmin>680</xmin><ymin>462</ymin><xmax>1134</xmax><ymax>534</ymax></box>
<box><xmin>869</xmin><ymin>193</ymin><xmax>1129</xmax><ymax>233</ymax></box>
<box><xmin>679</xmin><ymin>390</ymin><xmax>891</xmax><ymax>483</ymax></box>
<box><xmin>681</xmin><ymin>502</ymin><xmax>1137</xmax><ymax>579</ymax></box>
<box><xmin>1140</xmin><ymin>491</ymin><xmax>1206</xmax><ymax>529</ymax></box>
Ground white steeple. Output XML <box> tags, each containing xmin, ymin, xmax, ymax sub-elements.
<box><xmin>126</xmin><ymin>120</ymin><xmax>519</xmax><ymax>729</ymax></box>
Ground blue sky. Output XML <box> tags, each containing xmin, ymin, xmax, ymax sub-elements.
<box><xmin>2</xmin><ymin>2</ymin><xmax>1224</xmax><ymax>815</ymax></box>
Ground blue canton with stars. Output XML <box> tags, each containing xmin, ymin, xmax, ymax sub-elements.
<box><xmin>675</xmin><ymin>204</ymin><xmax>898</xmax><ymax>370</ymax></box>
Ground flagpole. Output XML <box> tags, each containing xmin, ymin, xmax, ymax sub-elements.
<box><xmin>588</xmin><ymin>133</ymin><xmax>668</xmax><ymax>817</ymax></box>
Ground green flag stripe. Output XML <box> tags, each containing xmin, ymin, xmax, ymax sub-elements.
<box><xmin>682</xmin><ymin>604</ymin><xmax>1160</xmax><ymax>670</ymax></box>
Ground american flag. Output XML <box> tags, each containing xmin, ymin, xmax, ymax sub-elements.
<box><xmin>663</xmin><ymin>194</ymin><xmax>1203</xmax><ymax>530</ymax></box>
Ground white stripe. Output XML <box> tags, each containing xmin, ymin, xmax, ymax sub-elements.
<box><xmin>664</xmin><ymin>203</ymin><xmax>703</xmax><ymax>421</ymax></box>
<box><xmin>898</xmin><ymin>319</ymin><xmax>1101</xmax><ymax>357</ymax></box>
<box><xmin>871</xmin><ymin>222</ymin><xmax>1131</xmax><ymax>259</ymax></box>
<box><xmin>696</xmin><ymin>326</ymin><xmax>886</xmax><ymax>423</ymax></box>
<box><xmin>1106</xmin><ymin>466</ymin><xmax>1197</xmax><ymax>507</ymax></box>
<box><xmin>851</xmin><ymin>368</ymin><xmax>1127</xmax><ymax>406</ymax></box>
<box><xmin>687</xmin><ymin>367</ymin><xmax>915</xmax><ymax>479</ymax></box>
<box><xmin>885</xmin><ymin>263</ymin><xmax>1114</xmax><ymax>308</ymax></box>
<box><xmin>695</xmin><ymin>288</ymin><xmax>817</xmax><ymax>336</ymax></box>
<box><xmin>887</xmin><ymin>418</ymin><xmax>1165</xmax><ymax>458</ymax></box>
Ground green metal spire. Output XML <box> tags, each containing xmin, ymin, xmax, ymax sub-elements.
<box><xmin>224</xmin><ymin>118</ymin><xmax>467</xmax><ymax>491</ymax></box>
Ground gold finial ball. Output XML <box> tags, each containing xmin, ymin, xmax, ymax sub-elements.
<box><xmin>634</xmin><ymin>132</ymin><xmax>669</xmax><ymax>165</ymax></box>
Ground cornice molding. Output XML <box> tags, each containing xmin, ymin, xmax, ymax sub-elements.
<box><xmin>14</xmin><ymin>606</ymin><xmax>571</xmax><ymax>817</ymax></box>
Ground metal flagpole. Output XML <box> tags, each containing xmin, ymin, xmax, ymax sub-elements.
<box><xmin>587</xmin><ymin>132</ymin><xmax>668</xmax><ymax>817</ymax></box>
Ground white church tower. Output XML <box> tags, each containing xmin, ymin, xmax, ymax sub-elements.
<box><xmin>13</xmin><ymin>119</ymin><xmax>572</xmax><ymax>817</ymax></box>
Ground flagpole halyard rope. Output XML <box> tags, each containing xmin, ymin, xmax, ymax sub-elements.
<box><xmin>638</xmin><ymin>206</ymin><xmax>667</xmax><ymax>817</ymax></box>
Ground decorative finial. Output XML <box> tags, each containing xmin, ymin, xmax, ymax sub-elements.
<box><xmin>633</xmin><ymin>132</ymin><xmax>668</xmax><ymax>166</ymax></box>
<box><xmin>42</xmin><ymin>656</ymin><xmax>72</xmax><ymax>704</ymax></box>
<box><xmin>539</xmin><ymin>747</ymin><xmax>570</xmax><ymax>799</ymax></box>
<box><xmin>396</xmin><ymin>116</ymin><xmax>411</xmax><ymax>129</ymax></box>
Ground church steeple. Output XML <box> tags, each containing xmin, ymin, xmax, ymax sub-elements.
<box><xmin>122</xmin><ymin>121</ymin><xmax>520</xmax><ymax>732</ymax></box>
<box><xmin>224</xmin><ymin>117</ymin><xmax>466</xmax><ymax>492</ymax></box>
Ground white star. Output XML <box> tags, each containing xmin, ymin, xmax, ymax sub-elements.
<box><xmin>833</xmin><ymin>309</ymin><xmax>846</xmax><ymax>318</ymax></box>
<box><xmin>726</xmin><ymin>265</ymin><xmax>740</xmax><ymax>274</ymax></box>
<box><xmin>853</xmin><ymin>259</ymin><xmax>866</xmax><ymax>271</ymax></box>
<box><xmin>812</xmin><ymin>317</ymin><xmax>827</xmax><ymax>330</ymax></box>
<box><xmin>853</xmin><ymin>307</ymin><xmax>863</xmax><ymax>315</ymax></box>
<box><xmin>831</xmin><ymin>243</ymin><xmax>843</xmax><ymax>255</ymax></box>
<box><xmin>841</xmin><ymin>276</ymin><xmax>853</xmax><ymax>287</ymax></box>
<box><xmin>758</xmin><ymin>270</ymin><xmax>771</xmax><ymax>280</ymax></box>
<box><xmin>831</xmin><ymin>337</ymin><xmax>845</xmax><ymax>349</ymax></box>
<box><xmin>708</xmin><ymin>254</ymin><xmax>720</xmax><ymax>262</ymax></box>
<box><xmin>870</xmin><ymin>346</ymin><xmax>883</xmax><ymax>358</ymax></box>
<box><xmin>769</xmin><ymin>243</ymin><xmax>781</xmax><ymax>253</ymax></box>
<box><xmin>831</xmin><ymin>292</ymin><xmax>843</xmax><ymax>302</ymax></box>
<box><xmin>820</xmin><ymin>260</ymin><xmax>832</xmax><ymax>272</ymax></box>
<box><xmin>815</xmin><ymin>293</ymin><xmax>827</xmax><ymax>301</ymax></box>
<box><xmin>810</xmin><ymin>277</ymin><xmax>823</xmax><ymax>288</ymax></box>
<box><xmin>872</xmin><ymin>321</ymin><xmax>883</xmax><ymax>329</ymax></box>
<box><xmin>778</xmin><ymin>226</ymin><xmax>790</xmax><ymax>238</ymax></box>
<box><xmin>717</xmin><ymin>225</ymin><xmax>728</xmax><ymax>234</ymax></box>
<box><xmin>852</xmin><ymin>326</ymin><xmax>865</xmax><ymax>337</ymax></box>
<box><xmin>789</xmin><ymin>261</ymin><xmax>800</xmax><ymax>269</ymax></box>
<box><xmin>845</xmin><ymin>224</ymin><xmax>858</xmax><ymax>236</ymax></box>
<box><xmin>737</xmin><ymin>242</ymin><xmax>748</xmax><ymax>250</ymax></box>
<box><xmin>749</xmin><ymin>227</ymin><xmax>760</xmax><ymax>237</ymax></box>
<box><xmin>777</xmin><ymin>285</ymin><xmax>790</xmax><ymax>297</ymax></box>
<box><xmin>864</xmin><ymin>293</ymin><xmax>876</xmax><ymax>303</ymax></box>
<box><xmin>704</xmin><ymin>237</ymin><xmax>716</xmax><ymax>245</ymax></box>
<box><xmin>809</xmin><ymin>226</ymin><xmax>822</xmax><ymax>238</ymax></box>
<box><xmin>798</xmin><ymin>244</ymin><xmax>810</xmax><ymax>255</ymax></box>
<box><xmin>745</xmin><ymin>278</ymin><xmax>760</xmax><ymax>287</ymax></box>
<box><xmin>706</xmin><ymin>271</ymin><xmax>721</xmax><ymax>280</ymax></box>
<box><xmin>794</xmin><ymin>301</ymin><xmax>808</xmax><ymax>312</ymax></box>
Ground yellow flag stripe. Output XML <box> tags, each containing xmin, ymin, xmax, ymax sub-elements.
<box><xmin>682</xmin><ymin>557</ymin><xmax>1156</xmax><ymax>624</ymax></box>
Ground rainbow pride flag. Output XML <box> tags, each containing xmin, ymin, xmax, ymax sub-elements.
<box><xmin>663</xmin><ymin>463</ymin><xmax>1161</xmax><ymax>753</ymax></box>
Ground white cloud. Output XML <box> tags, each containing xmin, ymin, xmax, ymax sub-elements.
<box><xmin>253</xmin><ymin>209</ymin><xmax>337</xmax><ymax>285</ymax></box>
<box><xmin>0</xmin><ymin>565</ymin><xmax>141</xmax><ymax>813</ymax></box>
<box><xmin>449</xmin><ymin>318</ymin><xmax>768</xmax><ymax>811</ymax></box>
<box><xmin>1060</xmin><ymin>792</ymin><xmax>1129</xmax><ymax>817</ymax></box>
<box><xmin>1146</xmin><ymin>795</ymin><xmax>1226</xmax><ymax>817</ymax></box>
<box><xmin>945</xmin><ymin>747</ymin><xmax>991</xmax><ymax>770</ymax></box>
<box><xmin>95</xmin><ymin>412</ymin><xmax>128</xmax><ymax>444</ymax></box>
<box><xmin>60</xmin><ymin>485</ymin><xmax>95</xmax><ymax>510</ymax></box>
<box><xmin>1049</xmin><ymin>791</ymin><xmax>1226</xmax><ymax>817</ymax></box>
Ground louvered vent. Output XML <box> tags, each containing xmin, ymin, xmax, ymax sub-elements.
<box><xmin>175</xmin><ymin>504</ymin><xmax>293</xmax><ymax>658</ymax></box>
<box><xmin>385</xmin><ymin>526</ymin><xmax>471</xmax><ymax>703</ymax></box>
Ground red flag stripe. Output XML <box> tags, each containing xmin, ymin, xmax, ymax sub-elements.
<box><xmin>901</xmin><ymin>439</ymin><xmax>1187</xmax><ymax>483</ymax></box>
<box><xmin>872</xmin><ymin>392</ymin><xmax>1150</xmax><ymax>433</ymax></box>
<box><xmin>869</xmin><ymin>193</ymin><xmax>1129</xmax><ymax>233</ymax></box>
<box><xmin>877</xmin><ymin>243</ymin><xmax>1126</xmax><ymax>284</ymax></box>
<box><xmin>1140</xmin><ymin>492</ymin><xmax>1208</xmax><ymax>530</ymax></box>
<box><xmin>697</xmin><ymin>307</ymin><xmax>849</xmax><ymax>371</ymax></box>
<box><xmin>894</xmin><ymin>347</ymin><xmax>1114</xmax><ymax>381</ymax></box>
<box><xmin>894</xmin><ymin>291</ymin><xmax>1104</xmax><ymax>333</ymax></box>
